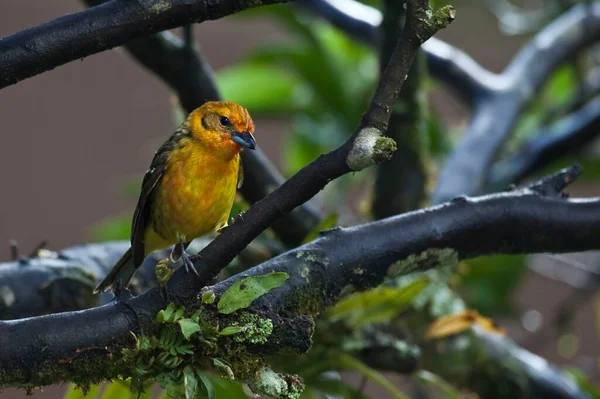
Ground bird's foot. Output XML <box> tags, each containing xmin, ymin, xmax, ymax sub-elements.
<box><xmin>222</xmin><ymin>211</ymin><xmax>245</xmax><ymax>233</ymax></box>
<box><xmin>181</xmin><ymin>250</ymin><xmax>200</xmax><ymax>277</ymax></box>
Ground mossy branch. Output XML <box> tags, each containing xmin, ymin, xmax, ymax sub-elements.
<box><xmin>1</xmin><ymin>167</ymin><xmax>598</xmax><ymax>393</ymax></box>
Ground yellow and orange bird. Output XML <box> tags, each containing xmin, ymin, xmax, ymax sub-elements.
<box><xmin>94</xmin><ymin>101</ymin><xmax>256</xmax><ymax>293</ymax></box>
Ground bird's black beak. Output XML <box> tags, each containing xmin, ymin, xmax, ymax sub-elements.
<box><xmin>231</xmin><ymin>131</ymin><xmax>257</xmax><ymax>150</ymax></box>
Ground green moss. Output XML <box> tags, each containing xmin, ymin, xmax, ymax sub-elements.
<box><xmin>155</xmin><ymin>259</ymin><xmax>173</xmax><ymax>288</ymax></box>
<box><xmin>249</xmin><ymin>368</ymin><xmax>304</xmax><ymax>399</ymax></box>
<box><xmin>228</xmin><ymin>313</ymin><xmax>273</xmax><ymax>345</ymax></box>
<box><xmin>1</xmin><ymin>295</ymin><xmax>312</xmax><ymax>394</ymax></box>
<box><xmin>150</xmin><ymin>2</ymin><xmax>172</xmax><ymax>14</ymax></box>
<box><xmin>372</xmin><ymin>137</ymin><xmax>397</xmax><ymax>164</ymax></box>
<box><xmin>428</xmin><ymin>5</ymin><xmax>456</xmax><ymax>34</ymax></box>
<box><xmin>201</xmin><ymin>291</ymin><xmax>216</xmax><ymax>304</ymax></box>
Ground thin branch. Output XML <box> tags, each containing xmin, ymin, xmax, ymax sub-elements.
<box><xmin>421</xmin><ymin>37</ymin><xmax>504</xmax><ymax>107</ymax></box>
<box><xmin>0</xmin><ymin>0</ymin><xmax>292</xmax><ymax>89</ymax></box>
<box><xmin>82</xmin><ymin>0</ymin><xmax>322</xmax><ymax>247</ymax></box>
<box><xmin>299</xmin><ymin>0</ymin><xmax>497</xmax><ymax>106</ymax></box>
<box><xmin>2</xmin><ymin>166</ymin><xmax>600</xmax><ymax>389</ymax></box>
<box><xmin>488</xmin><ymin>95</ymin><xmax>600</xmax><ymax>191</ymax></box>
<box><xmin>433</xmin><ymin>3</ymin><xmax>600</xmax><ymax>204</ymax></box>
<box><xmin>372</xmin><ymin>0</ymin><xmax>427</xmax><ymax>217</ymax></box>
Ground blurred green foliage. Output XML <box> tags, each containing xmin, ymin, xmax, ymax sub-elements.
<box><xmin>458</xmin><ymin>255</ymin><xmax>526</xmax><ymax>315</ymax></box>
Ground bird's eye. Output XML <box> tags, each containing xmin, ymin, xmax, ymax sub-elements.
<box><xmin>219</xmin><ymin>116</ymin><xmax>230</xmax><ymax>127</ymax></box>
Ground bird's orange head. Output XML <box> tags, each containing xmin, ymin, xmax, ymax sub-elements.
<box><xmin>187</xmin><ymin>101</ymin><xmax>256</xmax><ymax>155</ymax></box>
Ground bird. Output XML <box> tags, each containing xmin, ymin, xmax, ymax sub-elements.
<box><xmin>93</xmin><ymin>101</ymin><xmax>257</xmax><ymax>294</ymax></box>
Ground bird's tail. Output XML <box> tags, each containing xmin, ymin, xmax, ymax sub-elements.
<box><xmin>93</xmin><ymin>247</ymin><xmax>137</xmax><ymax>294</ymax></box>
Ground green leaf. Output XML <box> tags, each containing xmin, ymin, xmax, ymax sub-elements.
<box><xmin>326</xmin><ymin>279</ymin><xmax>429</xmax><ymax>328</ymax></box>
<box><xmin>212</xmin><ymin>358</ymin><xmax>235</xmax><ymax>380</ymax></box>
<box><xmin>197</xmin><ymin>370</ymin><xmax>216</xmax><ymax>399</ymax></box>
<box><xmin>178</xmin><ymin>318</ymin><xmax>202</xmax><ymax>340</ymax></box>
<box><xmin>301</xmin><ymin>213</ymin><xmax>338</xmax><ymax>244</ymax></box>
<box><xmin>216</xmin><ymin>63</ymin><xmax>308</xmax><ymax>116</ymax></box>
<box><xmin>219</xmin><ymin>326</ymin><xmax>246</xmax><ymax>336</ymax></box>
<box><xmin>63</xmin><ymin>383</ymin><xmax>102</xmax><ymax>399</ymax></box>
<box><xmin>217</xmin><ymin>272</ymin><xmax>289</xmax><ymax>314</ymax></box>
<box><xmin>173</xmin><ymin>306</ymin><xmax>186</xmax><ymax>322</ymax></box>
<box><xmin>414</xmin><ymin>370</ymin><xmax>461</xmax><ymax>399</ymax></box>
<box><xmin>157</xmin><ymin>303</ymin><xmax>176</xmax><ymax>324</ymax></box>
<box><xmin>184</xmin><ymin>367</ymin><xmax>199</xmax><ymax>399</ymax></box>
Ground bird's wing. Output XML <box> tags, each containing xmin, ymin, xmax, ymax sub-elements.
<box><xmin>130</xmin><ymin>124</ymin><xmax>191</xmax><ymax>266</ymax></box>
<box><xmin>237</xmin><ymin>156</ymin><xmax>244</xmax><ymax>189</ymax></box>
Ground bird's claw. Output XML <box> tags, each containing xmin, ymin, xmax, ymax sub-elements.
<box><xmin>181</xmin><ymin>250</ymin><xmax>200</xmax><ymax>277</ymax></box>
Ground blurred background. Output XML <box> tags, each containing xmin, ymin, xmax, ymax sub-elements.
<box><xmin>2</xmin><ymin>0</ymin><xmax>600</xmax><ymax>397</ymax></box>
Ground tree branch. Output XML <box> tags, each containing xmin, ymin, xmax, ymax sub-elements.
<box><xmin>422</xmin><ymin>37</ymin><xmax>502</xmax><ymax>107</ymax></box>
<box><xmin>81</xmin><ymin>0</ymin><xmax>322</xmax><ymax>247</ymax></box>
<box><xmin>488</xmin><ymin>95</ymin><xmax>600</xmax><ymax>192</ymax></box>
<box><xmin>0</xmin><ymin>239</ymin><xmax>281</xmax><ymax>320</ymax></box>
<box><xmin>2</xmin><ymin>166</ymin><xmax>600</xmax><ymax>389</ymax></box>
<box><xmin>433</xmin><ymin>3</ymin><xmax>600</xmax><ymax>204</ymax></box>
<box><xmin>425</xmin><ymin>326</ymin><xmax>591</xmax><ymax>399</ymax></box>
<box><xmin>0</xmin><ymin>0</ymin><xmax>292</xmax><ymax>89</ymax></box>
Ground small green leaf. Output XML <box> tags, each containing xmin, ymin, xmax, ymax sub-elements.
<box><xmin>196</xmin><ymin>370</ymin><xmax>216</xmax><ymax>399</ymax></box>
<box><xmin>202</xmin><ymin>291</ymin><xmax>216</xmax><ymax>304</ymax></box>
<box><xmin>301</xmin><ymin>213</ymin><xmax>339</xmax><ymax>244</ymax></box>
<box><xmin>184</xmin><ymin>367</ymin><xmax>198</xmax><ymax>399</ymax></box>
<box><xmin>178</xmin><ymin>344</ymin><xmax>194</xmax><ymax>355</ymax></box>
<box><xmin>192</xmin><ymin>310</ymin><xmax>202</xmax><ymax>323</ymax></box>
<box><xmin>326</xmin><ymin>279</ymin><xmax>429</xmax><ymax>328</ymax></box>
<box><xmin>158</xmin><ymin>303</ymin><xmax>176</xmax><ymax>323</ymax></box>
<box><xmin>219</xmin><ymin>326</ymin><xmax>246</xmax><ymax>336</ymax></box>
<box><xmin>138</xmin><ymin>335</ymin><xmax>151</xmax><ymax>350</ymax></box>
<box><xmin>212</xmin><ymin>359</ymin><xmax>235</xmax><ymax>380</ymax></box>
<box><xmin>178</xmin><ymin>318</ymin><xmax>202</xmax><ymax>340</ymax></box>
<box><xmin>217</xmin><ymin>272</ymin><xmax>289</xmax><ymax>314</ymax></box>
<box><xmin>173</xmin><ymin>306</ymin><xmax>186</xmax><ymax>322</ymax></box>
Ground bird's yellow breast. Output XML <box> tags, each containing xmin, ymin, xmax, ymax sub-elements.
<box><xmin>145</xmin><ymin>138</ymin><xmax>239</xmax><ymax>254</ymax></box>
